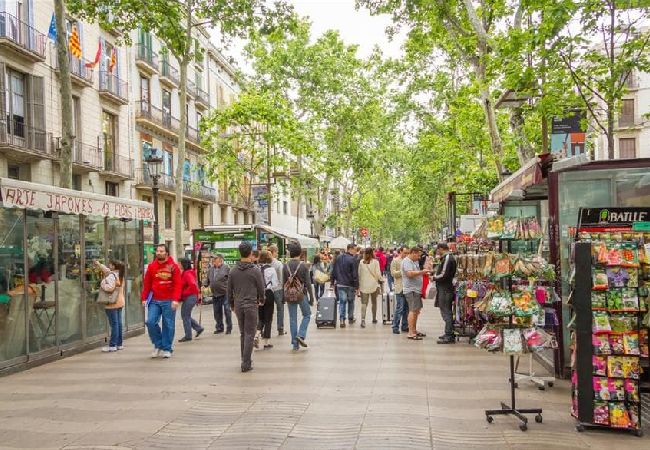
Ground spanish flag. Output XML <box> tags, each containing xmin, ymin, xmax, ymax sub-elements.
<box><xmin>85</xmin><ymin>40</ymin><xmax>102</xmax><ymax>69</ymax></box>
<box><xmin>108</xmin><ymin>47</ymin><xmax>116</xmax><ymax>73</ymax></box>
<box><xmin>69</xmin><ymin>24</ymin><xmax>82</xmax><ymax>59</ymax></box>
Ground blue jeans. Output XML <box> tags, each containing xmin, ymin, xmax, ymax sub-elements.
<box><xmin>274</xmin><ymin>290</ymin><xmax>284</xmax><ymax>331</ymax></box>
<box><xmin>212</xmin><ymin>295</ymin><xmax>232</xmax><ymax>332</ymax></box>
<box><xmin>386</xmin><ymin>271</ymin><xmax>394</xmax><ymax>292</ymax></box>
<box><xmin>337</xmin><ymin>286</ymin><xmax>355</xmax><ymax>321</ymax></box>
<box><xmin>392</xmin><ymin>293</ymin><xmax>409</xmax><ymax>332</ymax></box>
<box><xmin>288</xmin><ymin>295</ymin><xmax>311</xmax><ymax>349</ymax></box>
<box><xmin>105</xmin><ymin>308</ymin><xmax>123</xmax><ymax>347</ymax></box>
<box><xmin>181</xmin><ymin>295</ymin><xmax>203</xmax><ymax>339</ymax></box>
<box><xmin>146</xmin><ymin>300</ymin><xmax>176</xmax><ymax>352</ymax></box>
<box><xmin>315</xmin><ymin>283</ymin><xmax>325</xmax><ymax>300</ymax></box>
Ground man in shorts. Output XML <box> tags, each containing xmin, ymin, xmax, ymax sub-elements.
<box><xmin>401</xmin><ymin>247</ymin><xmax>428</xmax><ymax>340</ymax></box>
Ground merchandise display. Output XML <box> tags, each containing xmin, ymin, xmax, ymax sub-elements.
<box><xmin>569</xmin><ymin>208</ymin><xmax>650</xmax><ymax>436</ymax></box>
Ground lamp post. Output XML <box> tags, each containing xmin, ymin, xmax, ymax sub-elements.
<box><xmin>145</xmin><ymin>151</ymin><xmax>163</xmax><ymax>246</ymax></box>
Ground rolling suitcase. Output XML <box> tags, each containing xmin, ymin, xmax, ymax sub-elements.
<box><xmin>382</xmin><ymin>291</ymin><xmax>395</xmax><ymax>324</ymax></box>
<box><xmin>316</xmin><ymin>292</ymin><xmax>337</xmax><ymax>328</ymax></box>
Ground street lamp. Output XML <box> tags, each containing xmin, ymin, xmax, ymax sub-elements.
<box><xmin>145</xmin><ymin>149</ymin><xmax>163</xmax><ymax>246</ymax></box>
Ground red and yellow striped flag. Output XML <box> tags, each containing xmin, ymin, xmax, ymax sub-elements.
<box><xmin>108</xmin><ymin>47</ymin><xmax>117</xmax><ymax>73</ymax></box>
<box><xmin>69</xmin><ymin>24</ymin><xmax>82</xmax><ymax>58</ymax></box>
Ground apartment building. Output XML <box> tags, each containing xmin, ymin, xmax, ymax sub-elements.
<box><xmin>594</xmin><ymin>71</ymin><xmax>650</xmax><ymax>160</ymax></box>
<box><xmin>0</xmin><ymin>1</ymin><xmax>133</xmax><ymax>194</ymax></box>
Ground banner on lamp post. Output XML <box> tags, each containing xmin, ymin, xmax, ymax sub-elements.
<box><xmin>252</xmin><ymin>185</ymin><xmax>269</xmax><ymax>225</ymax></box>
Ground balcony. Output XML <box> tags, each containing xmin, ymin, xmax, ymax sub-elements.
<box><xmin>98</xmin><ymin>71</ymin><xmax>128</xmax><ymax>105</ymax></box>
<box><xmin>187</xmin><ymin>80</ymin><xmax>197</xmax><ymax>98</ymax></box>
<box><xmin>186</xmin><ymin>125</ymin><xmax>201</xmax><ymax>146</ymax></box>
<box><xmin>0</xmin><ymin>12</ymin><xmax>46</xmax><ymax>62</ymax></box>
<box><xmin>159</xmin><ymin>59</ymin><xmax>180</xmax><ymax>88</ymax></box>
<box><xmin>622</xmin><ymin>73</ymin><xmax>639</xmax><ymax>90</ymax></box>
<box><xmin>195</xmin><ymin>87</ymin><xmax>210</xmax><ymax>110</ymax></box>
<box><xmin>618</xmin><ymin>115</ymin><xmax>646</xmax><ymax>129</ymax></box>
<box><xmin>218</xmin><ymin>187</ymin><xmax>230</xmax><ymax>204</ymax></box>
<box><xmin>135</xmin><ymin>43</ymin><xmax>158</xmax><ymax>75</ymax></box>
<box><xmin>53</xmin><ymin>52</ymin><xmax>93</xmax><ymax>87</ymax></box>
<box><xmin>61</xmin><ymin>139</ymin><xmax>103</xmax><ymax>172</ymax></box>
<box><xmin>135</xmin><ymin>167</ymin><xmax>176</xmax><ymax>193</ymax></box>
<box><xmin>182</xmin><ymin>180</ymin><xmax>217</xmax><ymax>202</ymax></box>
<box><xmin>1</xmin><ymin>120</ymin><xmax>49</xmax><ymax>161</ymax></box>
<box><xmin>103</xmin><ymin>152</ymin><xmax>133</xmax><ymax>180</ymax></box>
<box><xmin>135</xmin><ymin>101</ymin><xmax>180</xmax><ymax>140</ymax></box>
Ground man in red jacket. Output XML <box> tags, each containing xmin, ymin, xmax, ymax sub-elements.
<box><xmin>141</xmin><ymin>244</ymin><xmax>182</xmax><ymax>358</ymax></box>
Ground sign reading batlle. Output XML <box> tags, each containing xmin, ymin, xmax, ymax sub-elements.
<box><xmin>0</xmin><ymin>178</ymin><xmax>154</xmax><ymax>221</ymax></box>
<box><xmin>578</xmin><ymin>207</ymin><xmax>650</xmax><ymax>228</ymax></box>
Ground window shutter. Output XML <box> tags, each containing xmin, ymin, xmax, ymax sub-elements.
<box><xmin>29</xmin><ymin>75</ymin><xmax>45</xmax><ymax>151</ymax></box>
<box><xmin>99</xmin><ymin>37</ymin><xmax>106</xmax><ymax>73</ymax></box>
<box><xmin>0</xmin><ymin>63</ymin><xmax>6</xmax><ymax>143</ymax></box>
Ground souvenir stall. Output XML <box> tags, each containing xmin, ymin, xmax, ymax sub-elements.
<box><xmin>569</xmin><ymin>208</ymin><xmax>649</xmax><ymax>436</ymax></box>
<box><xmin>0</xmin><ymin>179</ymin><xmax>151</xmax><ymax>372</ymax></box>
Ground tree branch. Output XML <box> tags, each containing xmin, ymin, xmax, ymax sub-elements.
<box><xmin>462</xmin><ymin>0</ymin><xmax>493</xmax><ymax>48</ymax></box>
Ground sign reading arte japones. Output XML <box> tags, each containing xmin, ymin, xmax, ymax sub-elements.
<box><xmin>578</xmin><ymin>207</ymin><xmax>650</xmax><ymax>228</ymax></box>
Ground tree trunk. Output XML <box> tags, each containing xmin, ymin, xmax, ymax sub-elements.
<box><xmin>607</xmin><ymin>106</ymin><xmax>615</xmax><ymax>159</ymax></box>
<box><xmin>607</xmin><ymin>0</ymin><xmax>616</xmax><ymax>160</ymax></box>
<box><xmin>54</xmin><ymin>0</ymin><xmax>73</xmax><ymax>189</ymax></box>
<box><xmin>510</xmin><ymin>107</ymin><xmax>534</xmax><ymax>165</ymax></box>
<box><xmin>480</xmin><ymin>86</ymin><xmax>505</xmax><ymax>180</ymax></box>
<box><xmin>174</xmin><ymin>0</ymin><xmax>192</xmax><ymax>259</ymax></box>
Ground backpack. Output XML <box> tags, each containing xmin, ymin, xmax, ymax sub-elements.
<box><xmin>283</xmin><ymin>261</ymin><xmax>304</xmax><ymax>303</ymax></box>
<box><xmin>97</xmin><ymin>272</ymin><xmax>119</xmax><ymax>305</ymax></box>
<box><xmin>261</xmin><ymin>265</ymin><xmax>275</xmax><ymax>306</ymax></box>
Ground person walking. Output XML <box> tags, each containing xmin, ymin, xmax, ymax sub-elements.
<box><xmin>142</xmin><ymin>244</ymin><xmax>182</xmax><ymax>358</ymax></box>
<box><xmin>257</xmin><ymin>250</ymin><xmax>278</xmax><ymax>349</ymax></box>
<box><xmin>177</xmin><ymin>258</ymin><xmax>205</xmax><ymax>342</ymax></box>
<box><xmin>434</xmin><ymin>243</ymin><xmax>458</xmax><ymax>344</ymax></box>
<box><xmin>268</xmin><ymin>245</ymin><xmax>286</xmax><ymax>336</ymax></box>
<box><xmin>401</xmin><ymin>247</ymin><xmax>428</xmax><ymax>341</ymax></box>
<box><xmin>331</xmin><ymin>244</ymin><xmax>359</xmax><ymax>328</ymax></box>
<box><xmin>390</xmin><ymin>247</ymin><xmax>410</xmax><ymax>334</ymax></box>
<box><xmin>283</xmin><ymin>242</ymin><xmax>314</xmax><ymax>351</ymax></box>
<box><xmin>228</xmin><ymin>242</ymin><xmax>265</xmax><ymax>372</ymax></box>
<box><xmin>386</xmin><ymin>249</ymin><xmax>395</xmax><ymax>291</ymax></box>
<box><xmin>208</xmin><ymin>255</ymin><xmax>232</xmax><ymax>334</ymax></box>
<box><xmin>311</xmin><ymin>254</ymin><xmax>328</xmax><ymax>300</ymax></box>
<box><xmin>96</xmin><ymin>259</ymin><xmax>125</xmax><ymax>352</ymax></box>
<box><xmin>358</xmin><ymin>248</ymin><xmax>382</xmax><ymax>327</ymax></box>
<box><xmin>375</xmin><ymin>247</ymin><xmax>387</xmax><ymax>276</ymax></box>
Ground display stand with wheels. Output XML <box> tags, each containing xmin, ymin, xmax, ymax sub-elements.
<box><xmin>514</xmin><ymin>353</ymin><xmax>555</xmax><ymax>390</ymax></box>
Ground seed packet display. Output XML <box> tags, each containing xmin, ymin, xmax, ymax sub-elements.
<box><xmin>488</xmin><ymin>292</ymin><xmax>512</xmax><ymax>317</ymax></box>
<box><xmin>623</xmin><ymin>332</ymin><xmax>640</xmax><ymax>355</ymax></box>
<box><xmin>593</xmin><ymin>377</ymin><xmax>610</xmax><ymax>400</ymax></box>
<box><xmin>592</xmin><ymin>355</ymin><xmax>607</xmax><ymax>376</ymax></box>
<box><xmin>608</xmin><ymin>356</ymin><xmax>640</xmax><ymax>379</ymax></box>
<box><xmin>593</xmin><ymin>334</ymin><xmax>612</xmax><ymax>355</ymax></box>
<box><xmin>609</xmin><ymin>314</ymin><xmax>636</xmax><ymax>333</ymax></box>
<box><xmin>591</xmin><ymin>291</ymin><xmax>607</xmax><ymax>309</ymax></box>
<box><xmin>607</xmin><ymin>289</ymin><xmax>623</xmax><ymax>310</ymax></box>
<box><xmin>609</xmin><ymin>403</ymin><xmax>633</xmax><ymax>429</ymax></box>
<box><xmin>513</xmin><ymin>291</ymin><xmax>539</xmax><ymax>317</ymax></box>
<box><xmin>620</xmin><ymin>243</ymin><xmax>639</xmax><ymax>268</ymax></box>
<box><xmin>608</xmin><ymin>333</ymin><xmax>625</xmax><ymax>354</ymax></box>
<box><xmin>626</xmin><ymin>268</ymin><xmax>639</xmax><ymax>288</ymax></box>
<box><xmin>624</xmin><ymin>379</ymin><xmax>639</xmax><ymax>402</ymax></box>
<box><xmin>592</xmin><ymin>312</ymin><xmax>611</xmax><ymax>332</ymax></box>
<box><xmin>608</xmin><ymin>378</ymin><xmax>625</xmax><ymax>401</ymax></box>
<box><xmin>621</xmin><ymin>289</ymin><xmax>639</xmax><ymax>310</ymax></box>
<box><xmin>640</xmin><ymin>329</ymin><xmax>649</xmax><ymax>357</ymax></box>
<box><xmin>502</xmin><ymin>328</ymin><xmax>524</xmax><ymax>354</ymax></box>
<box><xmin>607</xmin><ymin>268</ymin><xmax>629</xmax><ymax>288</ymax></box>
<box><xmin>593</xmin><ymin>269</ymin><xmax>609</xmax><ymax>290</ymax></box>
<box><xmin>593</xmin><ymin>401</ymin><xmax>610</xmax><ymax>425</ymax></box>
<box><xmin>475</xmin><ymin>326</ymin><xmax>502</xmax><ymax>352</ymax></box>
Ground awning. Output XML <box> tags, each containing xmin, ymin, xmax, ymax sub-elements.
<box><xmin>0</xmin><ymin>178</ymin><xmax>154</xmax><ymax>221</ymax></box>
<box><xmin>258</xmin><ymin>224</ymin><xmax>319</xmax><ymax>249</ymax></box>
<box><xmin>490</xmin><ymin>157</ymin><xmax>544</xmax><ymax>204</ymax></box>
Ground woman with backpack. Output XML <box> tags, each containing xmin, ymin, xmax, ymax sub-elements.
<box><xmin>256</xmin><ymin>251</ymin><xmax>278</xmax><ymax>349</ymax></box>
<box><xmin>94</xmin><ymin>259</ymin><xmax>125</xmax><ymax>352</ymax></box>
<box><xmin>358</xmin><ymin>248</ymin><xmax>382</xmax><ymax>328</ymax></box>
<box><xmin>178</xmin><ymin>258</ymin><xmax>205</xmax><ymax>342</ymax></box>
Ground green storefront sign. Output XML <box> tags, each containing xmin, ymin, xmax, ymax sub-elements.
<box><xmin>632</xmin><ymin>222</ymin><xmax>650</xmax><ymax>232</ymax></box>
<box><xmin>193</xmin><ymin>230</ymin><xmax>256</xmax><ymax>243</ymax></box>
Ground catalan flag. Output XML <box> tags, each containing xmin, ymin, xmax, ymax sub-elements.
<box><xmin>69</xmin><ymin>24</ymin><xmax>82</xmax><ymax>59</ymax></box>
<box><xmin>108</xmin><ymin>47</ymin><xmax>117</xmax><ymax>73</ymax></box>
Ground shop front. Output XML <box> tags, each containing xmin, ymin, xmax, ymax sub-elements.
<box><xmin>0</xmin><ymin>179</ymin><xmax>152</xmax><ymax>371</ymax></box>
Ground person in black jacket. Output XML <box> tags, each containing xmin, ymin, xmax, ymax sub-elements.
<box><xmin>433</xmin><ymin>243</ymin><xmax>458</xmax><ymax>344</ymax></box>
<box><xmin>331</xmin><ymin>243</ymin><xmax>359</xmax><ymax>327</ymax></box>
<box><xmin>283</xmin><ymin>242</ymin><xmax>315</xmax><ymax>351</ymax></box>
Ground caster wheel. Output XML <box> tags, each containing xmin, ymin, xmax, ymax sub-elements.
<box><xmin>538</xmin><ymin>386</ymin><xmax>546</xmax><ymax>391</ymax></box>
<box><xmin>535</xmin><ymin>414</ymin><xmax>543</xmax><ymax>424</ymax></box>
<box><xmin>486</xmin><ymin>416</ymin><xmax>493</xmax><ymax>424</ymax></box>
<box><xmin>548</xmin><ymin>382</ymin><xmax>554</xmax><ymax>387</ymax></box>
<box><xmin>576</xmin><ymin>424</ymin><xmax>585</xmax><ymax>433</ymax></box>
<box><xmin>634</xmin><ymin>429</ymin><xmax>643</xmax><ymax>437</ymax></box>
<box><xmin>519</xmin><ymin>423</ymin><xmax>528</xmax><ymax>432</ymax></box>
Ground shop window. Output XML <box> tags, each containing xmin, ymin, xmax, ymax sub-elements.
<box><xmin>84</xmin><ymin>216</ymin><xmax>107</xmax><ymax>338</ymax></box>
<box><xmin>164</xmin><ymin>200</ymin><xmax>172</xmax><ymax>229</ymax></box>
<box><xmin>619</xmin><ymin>138</ymin><xmax>636</xmax><ymax>159</ymax></box>
<box><xmin>283</xmin><ymin>201</ymin><xmax>288</xmax><ymax>215</ymax></box>
<box><xmin>0</xmin><ymin>209</ymin><xmax>26</xmax><ymax>362</ymax></box>
<box><xmin>124</xmin><ymin>219</ymin><xmax>144</xmax><ymax>328</ymax></box>
<box><xmin>105</xmin><ymin>181</ymin><xmax>118</xmax><ymax>197</ymax></box>
<box><xmin>58</xmin><ymin>214</ymin><xmax>82</xmax><ymax>345</ymax></box>
<box><xmin>183</xmin><ymin>204</ymin><xmax>190</xmax><ymax>230</ymax></box>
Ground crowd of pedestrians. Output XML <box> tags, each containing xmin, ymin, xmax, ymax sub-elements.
<box><xmin>94</xmin><ymin>239</ymin><xmax>456</xmax><ymax>371</ymax></box>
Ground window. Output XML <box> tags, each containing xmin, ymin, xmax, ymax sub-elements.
<box><xmin>162</xmin><ymin>88</ymin><xmax>171</xmax><ymax>114</ymax></box>
<box><xmin>198</xmin><ymin>164</ymin><xmax>206</xmax><ymax>185</ymax></box>
<box><xmin>142</xmin><ymin>195</ymin><xmax>152</xmax><ymax>203</ymax></box>
<box><xmin>162</xmin><ymin>142</ymin><xmax>173</xmax><ymax>175</ymax></box>
<box><xmin>140</xmin><ymin>76</ymin><xmax>150</xmax><ymax>109</ymax></box>
<box><xmin>102</xmin><ymin>111</ymin><xmax>116</xmax><ymax>171</ymax></box>
<box><xmin>8</xmin><ymin>165</ymin><xmax>19</xmax><ymax>180</ymax></box>
<box><xmin>619</xmin><ymin>99</ymin><xmax>635</xmax><ymax>127</ymax></box>
<box><xmin>72</xmin><ymin>96</ymin><xmax>81</xmax><ymax>144</ymax></box>
<box><xmin>183</xmin><ymin>159</ymin><xmax>191</xmax><ymax>181</ymax></box>
<box><xmin>6</xmin><ymin>69</ymin><xmax>26</xmax><ymax>138</ymax></box>
<box><xmin>276</xmin><ymin>199</ymin><xmax>281</xmax><ymax>214</ymax></box>
<box><xmin>183</xmin><ymin>204</ymin><xmax>190</xmax><ymax>230</ymax></box>
<box><xmin>164</xmin><ymin>200</ymin><xmax>172</xmax><ymax>229</ymax></box>
<box><xmin>105</xmin><ymin>181</ymin><xmax>118</xmax><ymax>197</ymax></box>
<box><xmin>198</xmin><ymin>207</ymin><xmax>205</xmax><ymax>228</ymax></box>
<box><xmin>72</xmin><ymin>174</ymin><xmax>82</xmax><ymax>191</ymax></box>
<box><xmin>102</xmin><ymin>40</ymin><xmax>115</xmax><ymax>73</ymax></box>
<box><xmin>283</xmin><ymin>201</ymin><xmax>288</xmax><ymax>215</ymax></box>
<box><xmin>243</xmin><ymin>212</ymin><xmax>249</xmax><ymax>224</ymax></box>
<box><xmin>234</xmin><ymin>211</ymin><xmax>239</xmax><ymax>225</ymax></box>
<box><xmin>619</xmin><ymin>138</ymin><xmax>636</xmax><ymax>159</ymax></box>
<box><xmin>220</xmin><ymin>206</ymin><xmax>227</xmax><ymax>224</ymax></box>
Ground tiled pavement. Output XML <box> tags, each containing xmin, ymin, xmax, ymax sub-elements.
<box><xmin>0</xmin><ymin>301</ymin><xmax>648</xmax><ymax>449</ymax></box>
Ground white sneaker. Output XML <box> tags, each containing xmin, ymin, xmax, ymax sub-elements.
<box><xmin>117</xmin><ymin>346</ymin><xmax>125</xmax><ymax>350</ymax></box>
<box><xmin>161</xmin><ymin>351</ymin><xmax>172</xmax><ymax>358</ymax></box>
<box><xmin>102</xmin><ymin>346</ymin><xmax>117</xmax><ymax>352</ymax></box>
<box><xmin>151</xmin><ymin>348</ymin><xmax>161</xmax><ymax>358</ymax></box>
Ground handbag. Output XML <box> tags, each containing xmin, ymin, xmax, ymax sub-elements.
<box><xmin>97</xmin><ymin>273</ymin><xmax>119</xmax><ymax>305</ymax></box>
<box><xmin>314</xmin><ymin>268</ymin><xmax>330</xmax><ymax>284</ymax></box>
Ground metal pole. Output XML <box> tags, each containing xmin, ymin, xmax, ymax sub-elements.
<box><xmin>152</xmin><ymin>179</ymin><xmax>160</xmax><ymax>246</ymax></box>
